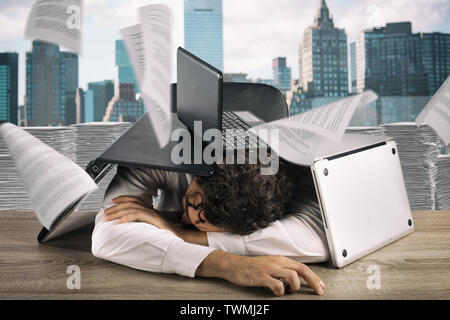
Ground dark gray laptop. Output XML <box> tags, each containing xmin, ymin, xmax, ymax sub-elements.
<box><xmin>96</xmin><ymin>47</ymin><xmax>266</xmax><ymax>175</ymax></box>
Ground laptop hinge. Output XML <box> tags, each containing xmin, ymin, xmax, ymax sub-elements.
<box><xmin>326</xmin><ymin>141</ymin><xmax>387</xmax><ymax>161</ymax></box>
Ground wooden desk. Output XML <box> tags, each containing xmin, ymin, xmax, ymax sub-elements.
<box><xmin>0</xmin><ymin>210</ymin><xmax>449</xmax><ymax>300</ymax></box>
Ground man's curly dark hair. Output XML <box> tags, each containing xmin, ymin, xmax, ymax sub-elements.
<box><xmin>195</xmin><ymin>159</ymin><xmax>293</xmax><ymax>235</ymax></box>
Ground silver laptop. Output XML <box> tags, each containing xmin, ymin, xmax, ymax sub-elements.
<box><xmin>310</xmin><ymin>133</ymin><xmax>414</xmax><ymax>268</ymax></box>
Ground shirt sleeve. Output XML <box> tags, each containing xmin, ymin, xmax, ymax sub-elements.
<box><xmin>206</xmin><ymin>214</ymin><xmax>330</xmax><ymax>263</ymax></box>
<box><xmin>100</xmin><ymin>165</ymin><xmax>185</xmax><ymax>206</ymax></box>
<box><xmin>91</xmin><ymin>166</ymin><xmax>215</xmax><ymax>278</ymax></box>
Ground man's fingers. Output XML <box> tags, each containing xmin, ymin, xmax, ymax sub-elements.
<box><xmin>116</xmin><ymin>213</ymin><xmax>140</xmax><ymax>224</ymax></box>
<box><xmin>105</xmin><ymin>208</ymin><xmax>138</xmax><ymax>221</ymax></box>
<box><xmin>288</xmin><ymin>261</ymin><xmax>324</xmax><ymax>295</ymax></box>
<box><xmin>263</xmin><ymin>277</ymin><xmax>286</xmax><ymax>297</ymax></box>
<box><xmin>272</xmin><ymin>269</ymin><xmax>301</xmax><ymax>293</ymax></box>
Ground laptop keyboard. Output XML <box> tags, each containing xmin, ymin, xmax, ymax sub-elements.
<box><xmin>222</xmin><ymin>112</ymin><xmax>265</xmax><ymax>150</ymax></box>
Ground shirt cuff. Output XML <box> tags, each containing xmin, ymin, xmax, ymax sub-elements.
<box><xmin>207</xmin><ymin>232</ymin><xmax>247</xmax><ymax>256</ymax></box>
<box><xmin>161</xmin><ymin>238</ymin><xmax>215</xmax><ymax>278</ymax></box>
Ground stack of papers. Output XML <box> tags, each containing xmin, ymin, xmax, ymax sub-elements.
<box><xmin>435</xmin><ymin>154</ymin><xmax>450</xmax><ymax>210</ymax></box>
<box><xmin>0</xmin><ymin>150</ymin><xmax>29</xmax><ymax>210</ymax></box>
<box><xmin>381</xmin><ymin>122</ymin><xmax>442</xmax><ymax>210</ymax></box>
<box><xmin>73</xmin><ymin>122</ymin><xmax>132</xmax><ymax>210</ymax></box>
<box><xmin>73</xmin><ymin>122</ymin><xmax>132</xmax><ymax>169</ymax></box>
<box><xmin>0</xmin><ymin>126</ymin><xmax>77</xmax><ymax>210</ymax></box>
<box><xmin>345</xmin><ymin>126</ymin><xmax>386</xmax><ymax>136</ymax></box>
<box><xmin>0</xmin><ymin>123</ymin><xmax>131</xmax><ymax>211</ymax></box>
<box><xmin>420</xmin><ymin>124</ymin><xmax>445</xmax><ymax>209</ymax></box>
<box><xmin>25</xmin><ymin>127</ymin><xmax>76</xmax><ymax>162</ymax></box>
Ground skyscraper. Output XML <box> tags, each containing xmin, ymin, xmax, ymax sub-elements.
<box><xmin>61</xmin><ymin>52</ymin><xmax>79</xmax><ymax>125</ymax></box>
<box><xmin>300</xmin><ymin>0</ymin><xmax>348</xmax><ymax>97</ymax></box>
<box><xmin>272</xmin><ymin>57</ymin><xmax>292</xmax><ymax>93</ymax></box>
<box><xmin>0</xmin><ymin>52</ymin><xmax>18</xmax><ymax>124</ymax></box>
<box><xmin>420</xmin><ymin>32</ymin><xmax>450</xmax><ymax>95</ymax></box>
<box><xmin>115</xmin><ymin>40</ymin><xmax>139</xmax><ymax>93</ymax></box>
<box><xmin>355</xmin><ymin>22</ymin><xmax>430</xmax><ymax>96</ymax></box>
<box><xmin>103</xmin><ymin>83</ymin><xmax>144</xmax><ymax>122</ymax></box>
<box><xmin>184</xmin><ymin>0</ymin><xmax>224</xmax><ymax>71</ymax></box>
<box><xmin>286</xmin><ymin>82</ymin><xmax>314</xmax><ymax>116</ymax></box>
<box><xmin>88</xmin><ymin>80</ymin><xmax>114</xmax><ymax>122</ymax></box>
<box><xmin>26</xmin><ymin>41</ymin><xmax>78</xmax><ymax>126</ymax></box>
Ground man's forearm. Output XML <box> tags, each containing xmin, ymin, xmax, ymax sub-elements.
<box><xmin>176</xmin><ymin>228</ymin><xmax>208</xmax><ymax>246</ymax></box>
<box><xmin>195</xmin><ymin>250</ymin><xmax>235</xmax><ymax>279</ymax></box>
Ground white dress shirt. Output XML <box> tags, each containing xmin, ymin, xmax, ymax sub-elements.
<box><xmin>91</xmin><ymin>166</ymin><xmax>329</xmax><ymax>278</ymax></box>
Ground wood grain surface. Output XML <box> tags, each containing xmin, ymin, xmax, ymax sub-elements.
<box><xmin>0</xmin><ymin>210</ymin><xmax>449</xmax><ymax>300</ymax></box>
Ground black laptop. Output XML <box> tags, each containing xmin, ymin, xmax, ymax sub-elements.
<box><xmin>96</xmin><ymin>47</ymin><xmax>267</xmax><ymax>175</ymax></box>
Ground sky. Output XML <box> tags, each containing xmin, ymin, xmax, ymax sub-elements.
<box><xmin>0</xmin><ymin>0</ymin><xmax>449</xmax><ymax>105</ymax></box>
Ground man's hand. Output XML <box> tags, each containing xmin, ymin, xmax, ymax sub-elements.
<box><xmin>196</xmin><ymin>251</ymin><xmax>325</xmax><ymax>296</ymax></box>
<box><xmin>104</xmin><ymin>196</ymin><xmax>179</xmax><ymax>233</ymax></box>
<box><xmin>104</xmin><ymin>196</ymin><xmax>209</xmax><ymax>246</ymax></box>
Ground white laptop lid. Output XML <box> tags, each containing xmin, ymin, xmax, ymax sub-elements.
<box><xmin>311</xmin><ymin>135</ymin><xmax>414</xmax><ymax>268</ymax></box>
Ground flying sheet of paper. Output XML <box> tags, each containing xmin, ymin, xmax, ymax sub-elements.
<box><xmin>278</xmin><ymin>90</ymin><xmax>378</xmax><ymax>141</ymax></box>
<box><xmin>415</xmin><ymin>76</ymin><xmax>450</xmax><ymax>145</ymax></box>
<box><xmin>252</xmin><ymin>124</ymin><xmax>322</xmax><ymax>166</ymax></box>
<box><xmin>138</xmin><ymin>4</ymin><xmax>173</xmax><ymax>148</ymax></box>
<box><xmin>250</xmin><ymin>90</ymin><xmax>378</xmax><ymax>166</ymax></box>
<box><xmin>24</xmin><ymin>0</ymin><xmax>83</xmax><ymax>54</ymax></box>
<box><xmin>0</xmin><ymin>123</ymin><xmax>97</xmax><ymax>229</ymax></box>
<box><xmin>120</xmin><ymin>24</ymin><xmax>145</xmax><ymax>86</ymax></box>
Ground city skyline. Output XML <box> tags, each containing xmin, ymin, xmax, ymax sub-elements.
<box><xmin>1</xmin><ymin>0</ymin><xmax>449</xmax><ymax>106</ymax></box>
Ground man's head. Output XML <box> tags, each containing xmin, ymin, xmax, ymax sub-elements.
<box><xmin>181</xmin><ymin>160</ymin><xmax>292</xmax><ymax>235</ymax></box>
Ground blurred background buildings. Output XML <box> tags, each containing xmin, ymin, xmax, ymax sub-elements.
<box><xmin>0</xmin><ymin>0</ymin><xmax>448</xmax><ymax>128</ymax></box>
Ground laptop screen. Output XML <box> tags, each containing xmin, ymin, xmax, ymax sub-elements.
<box><xmin>176</xmin><ymin>47</ymin><xmax>223</xmax><ymax>138</ymax></box>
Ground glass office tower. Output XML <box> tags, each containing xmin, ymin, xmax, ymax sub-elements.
<box><xmin>301</xmin><ymin>0</ymin><xmax>348</xmax><ymax>98</ymax></box>
<box><xmin>0</xmin><ymin>52</ymin><xmax>18</xmax><ymax>124</ymax></box>
<box><xmin>184</xmin><ymin>0</ymin><xmax>224</xmax><ymax>71</ymax></box>
<box><xmin>103</xmin><ymin>83</ymin><xmax>144</xmax><ymax>122</ymax></box>
<box><xmin>272</xmin><ymin>57</ymin><xmax>292</xmax><ymax>93</ymax></box>
<box><xmin>356</xmin><ymin>22</ymin><xmax>430</xmax><ymax>96</ymax></box>
<box><xmin>61</xmin><ymin>52</ymin><xmax>79</xmax><ymax>125</ymax></box>
<box><xmin>26</xmin><ymin>41</ymin><xmax>78</xmax><ymax>126</ymax></box>
<box><xmin>87</xmin><ymin>80</ymin><xmax>115</xmax><ymax>122</ymax></box>
<box><xmin>115</xmin><ymin>40</ymin><xmax>139</xmax><ymax>94</ymax></box>
<box><xmin>420</xmin><ymin>32</ymin><xmax>450</xmax><ymax>95</ymax></box>
<box><xmin>354</xmin><ymin>22</ymin><xmax>450</xmax><ymax>97</ymax></box>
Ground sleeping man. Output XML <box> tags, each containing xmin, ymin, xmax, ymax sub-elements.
<box><xmin>91</xmin><ymin>159</ymin><xmax>329</xmax><ymax>296</ymax></box>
